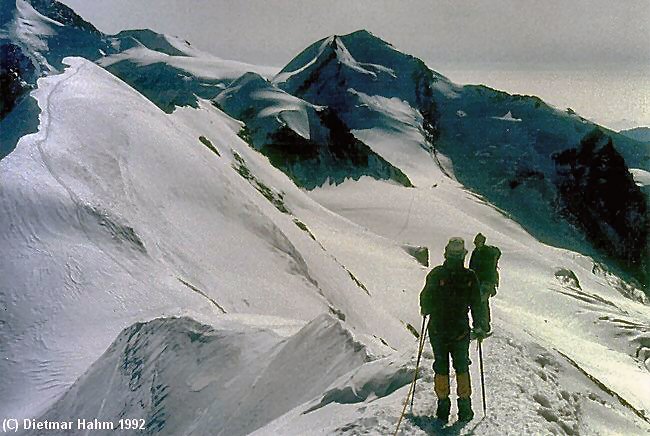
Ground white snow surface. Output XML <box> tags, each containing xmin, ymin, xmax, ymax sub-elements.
<box><xmin>214</xmin><ymin>72</ymin><xmax>324</xmax><ymax>142</ymax></box>
<box><xmin>0</xmin><ymin>57</ymin><xmax>406</xmax><ymax>420</ymax></box>
<box><xmin>1</xmin><ymin>57</ymin><xmax>650</xmax><ymax>435</ymax></box>
<box><xmin>98</xmin><ymin>45</ymin><xmax>278</xmax><ymax>81</ymax></box>
<box><xmin>6</xmin><ymin>0</ymin><xmax>60</xmax><ymax>70</ymax></box>
<box><xmin>630</xmin><ymin>168</ymin><xmax>650</xmax><ymax>186</ymax></box>
<box><xmin>492</xmin><ymin>110</ymin><xmax>523</xmax><ymax>122</ymax></box>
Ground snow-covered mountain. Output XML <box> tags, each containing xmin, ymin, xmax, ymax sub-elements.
<box><xmin>0</xmin><ymin>0</ymin><xmax>276</xmax><ymax>156</ymax></box>
<box><xmin>2</xmin><ymin>1</ymin><xmax>650</xmax><ymax>434</ymax></box>
<box><xmin>274</xmin><ymin>31</ymin><xmax>650</xmax><ymax>286</ymax></box>
<box><xmin>214</xmin><ymin>71</ymin><xmax>412</xmax><ymax>188</ymax></box>
<box><xmin>210</xmin><ymin>29</ymin><xmax>650</xmax><ymax>288</ymax></box>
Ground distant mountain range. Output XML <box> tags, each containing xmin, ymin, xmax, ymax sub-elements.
<box><xmin>621</xmin><ymin>127</ymin><xmax>650</xmax><ymax>144</ymax></box>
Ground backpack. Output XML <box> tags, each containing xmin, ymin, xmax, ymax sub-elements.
<box><xmin>485</xmin><ymin>245</ymin><xmax>501</xmax><ymax>285</ymax></box>
<box><xmin>471</xmin><ymin>245</ymin><xmax>501</xmax><ymax>285</ymax></box>
<box><xmin>486</xmin><ymin>246</ymin><xmax>501</xmax><ymax>271</ymax></box>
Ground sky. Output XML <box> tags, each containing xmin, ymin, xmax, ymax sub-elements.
<box><xmin>59</xmin><ymin>0</ymin><xmax>650</xmax><ymax>130</ymax></box>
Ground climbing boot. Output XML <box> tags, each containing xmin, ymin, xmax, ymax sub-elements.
<box><xmin>457</xmin><ymin>398</ymin><xmax>474</xmax><ymax>422</ymax></box>
<box><xmin>434</xmin><ymin>374</ymin><xmax>451</xmax><ymax>421</ymax></box>
<box><xmin>436</xmin><ymin>397</ymin><xmax>451</xmax><ymax>422</ymax></box>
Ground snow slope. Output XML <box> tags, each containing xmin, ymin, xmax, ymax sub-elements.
<box><xmin>0</xmin><ymin>57</ymin><xmax>410</xmax><ymax>421</ymax></box>
<box><xmin>37</xmin><ymin>315</ymin><xmax>372</xmax><ymax>436</ymax></box>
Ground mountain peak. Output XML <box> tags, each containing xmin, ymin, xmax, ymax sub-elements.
<box><xmin>335</xmin><ymin>29</ymin><xmax>392</xmax><ymax>48</ymax></box>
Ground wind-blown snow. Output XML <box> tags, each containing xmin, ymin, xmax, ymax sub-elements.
<box><xmin>14</xmin><ymin>0</ymin><xmax>61</xmax><ymax>44</ymax></box>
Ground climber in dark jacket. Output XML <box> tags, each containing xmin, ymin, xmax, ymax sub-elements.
<box><xmin>420</xmin><ymin>237</ymin><xmax>488</xmax><ymax>422</ymax></box>
<box><xmin>469</xmin><ymin>233</ymin><xmax>501</xmax><ymax>332</ymax></box>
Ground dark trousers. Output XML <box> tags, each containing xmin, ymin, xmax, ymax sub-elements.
<box><xmin>480</xmin><ymin>282</ymin><xmax>496</xmax><ymax>329</ymax></box>
<box><xmin>429</xmin><ymin>332</ymin><xmax>471</xmax><ymax>375</ymax></box>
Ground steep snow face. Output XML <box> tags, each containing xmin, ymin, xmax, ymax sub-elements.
<box><xmin>0</xmin><ymin>57</ymin><xmax>412</xmax><ymax>420</ymax></box>
<box><xmin>38</xmin><ymin>315</ymin><xmax>371</xmax><ymax>436</ymax></box>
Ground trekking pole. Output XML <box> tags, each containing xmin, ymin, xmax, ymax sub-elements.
<box><xmin>478</xmin><ymin>339</ymin><xmax>487</xmax><ymax>416</ymax></box>
<box><xmin>393</xmin><ymin>315</ymin><xmax>428</xmax><ymax>436</ymax></box>
<box><xmin>410</xmin><ymin>318</ymin><xmax>428</xmax><ymax>411</ymax></box>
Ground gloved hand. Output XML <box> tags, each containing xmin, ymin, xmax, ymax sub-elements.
<box><xmin>471</xmin><ymin>328</ymin><xmax>488</xmax><ymax>341</ymax></box>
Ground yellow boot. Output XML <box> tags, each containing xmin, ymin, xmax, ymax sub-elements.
<box><xmin>434</xmin><ymin>374</ymin><xmax>451</xmax><ymax>421</ymax></box>
<box><xmin>456</xmin><ymin>372</ymin><xmax>474</xmax><ymax>421</ymax></box>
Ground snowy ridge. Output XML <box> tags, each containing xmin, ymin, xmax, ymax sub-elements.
<box><xmin>96</xmin><ymin>44</ymin><xmax>277</xmax><ymax>113</ymax></box>
<box><xmin>98</xmin><ymin>44</ymin><xmax>277</xmax><ymax>81</ymax></box>
<box><xmin>37</xmin><ymin>315</ymin><xmax>371</xmax><ymax>436</ymax></box>
<box><xmin>111</xmin><ymin>29</ymin><xmax>194</xmax><ymax>57</ymax></box>
<box><xmin>255</xmin><ymin>324</ymin><xmax>649</xmax><ymax>435</ymax></box>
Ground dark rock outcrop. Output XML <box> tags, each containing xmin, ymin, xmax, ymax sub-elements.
<box><xmin>0</xmin><ymin>43</ymin><xmax>36</xmax><ymax>118</ymax></box>
<box><xmin>553</xmin><ymin>129</ymin><xmax>648</xmax><ymax>280</ymax></box>
<box><xmin>259</xmin><ymin>108</ymin><xmax>412</xmax><ymax>189</ymax></box>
